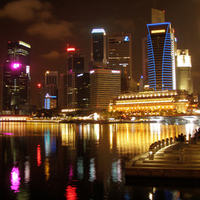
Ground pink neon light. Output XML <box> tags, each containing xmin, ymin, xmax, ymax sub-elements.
<box><xmin>67</xmin><ymin>48</ymin><xmax>75</xmax><ymax>52</ymax></box>
<box><xmin>2</xmin><ymin>132</ymin><xmax>14</xmax><ymax>135</ymax></box>
<box><xmin>12</xmin><ymin>63</ymin><xmax>20</xmax><ymax>69</ymax></box>
<box><xmin>11</xmin><ymin>166</ymin><xmax>21</xmax><ymax>193</ymax></box>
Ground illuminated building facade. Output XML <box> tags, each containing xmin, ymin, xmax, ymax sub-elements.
<box><xmin>176</xmin><ymin>49</ymin><xmax>193</xmax><ymax>94</ymax></box>
<box><xmin>147</xmin><ymin>22</ymin><xmax>176</xmax><ymax>91</ymax></box>
<box><xmin>107</xmin><ymin>32</ymin><xmax>132</xmax><ymax>92</ymax></box>
<box><xmin>90</xmin><ymin>69</ymin><xmax>121</xmax><ymax>109</ymax></box>
<box><xmin>90</xmin><ymin>28</ymin><xmax>107</xmax><ymax>69</ymax></box>
<box><xmin>77</xmin><ymin>73</ymin><xmax>90</xmax><ymax>108</ymax></box>
<box><xmin>109</xmin><ymin>90</ymin><xmax>198</xmax><ymax>115</ymax></box>
<box><xmin>44</xmin><ymin>93</ymin><xmax>57</xmax><ymax>109</ymax></box>
<box><xmin>3</xmin><ymin>41</ymin><xmax>31</xmax><ymax>112</ymax></box>
<box><xmin>67</xmin><ymin>48</ymin><xmax>84</xmax><ymax>108</ymax></box>
<box><xmin>142</xmin><ymin>9</ymin><xmax>165</xmax><ymax>88</ymax></box>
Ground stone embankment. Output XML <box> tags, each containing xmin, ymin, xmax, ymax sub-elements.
<box><xmin>125</xmin><ymin>135</ymin><xmax>200</xmax><ymax>179</ymax></box>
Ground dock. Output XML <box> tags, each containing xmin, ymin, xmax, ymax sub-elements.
<box><xmin>125</xmin><ymin>137</ymin><xmax>200</xmax><ymax>179</ymax></box>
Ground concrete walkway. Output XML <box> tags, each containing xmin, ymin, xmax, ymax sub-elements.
<box><xmin>125</xmin><ymin>138</ymin><xmax>200</xmax><ymax>178</ymax></box>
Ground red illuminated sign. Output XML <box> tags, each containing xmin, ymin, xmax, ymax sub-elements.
<box><xmin>37</xmin><ymin>83</ymin><xmax>41</xmax><ymax>88</ymax></box>
<box><xmin>67</xmin><ymin>47</ymin><xmax>76</xmax><ymax>52</ymax></box>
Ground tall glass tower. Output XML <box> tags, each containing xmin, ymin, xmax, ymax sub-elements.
<box><xmin>90</xmin><ymin>28</ymin><xmax>107</xmax><ymax>69</ymax></box>
<box><xmin>147</xmin><ymin>22</ymin><xmax>176</xmax><ymax>91</ymax></box>
<box><xmin>3</xmin><ymin>41</ymin><xmax>31</xmax><ymax>112</ymax></box>
<box><xmin>67</xmin><ymin>48</ymin><xmax>84</xmax><ymax>108</ymax></box>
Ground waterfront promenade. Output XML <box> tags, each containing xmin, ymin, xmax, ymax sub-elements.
<box><xmin>125</xmin><ymin>136</ymin><xmax>200</xmax><ymax>179</ymax></box>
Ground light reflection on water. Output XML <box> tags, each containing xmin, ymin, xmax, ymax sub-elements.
<box><xmin>0</xmin><ymin>121</ymin><xmax>200</xmax><ymax>199</ymax></box>
<box><xmin>10</xmin><ymin>165</ymin><xmax>20</xmax><ymax>193</ymax></box>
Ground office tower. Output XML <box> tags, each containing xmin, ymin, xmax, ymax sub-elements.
<box><xmin>58</xmin><ymin>73</ymin><xmax>68</xmax><ymax>108</ymax></box>
<box><xmin>2</xmin><ymin>41</ymin><xmax>31</xmax><ymax>113</ymax></box>
<box><xmin>107</xmin><ymin>32</ymin><xmax>132</xmax><ymax>92</ymax></box>
<box><xmin>44</xmin><ymin>71</ymin><xmax>58</xmax><ymax>109</ymax></box>
<box><xmin>176</xmin><ymin>49</ymin><xmax>193</xmax><ymax>94</ymax></box>
<box><xmin>67</xmin><ymin>48</ymin><xmax>84</xmax><ymax>108</ymax></box>
<box><xmin>90</xmin><ymin>69</ymin><xmax>121</xmax><ymax>109</ymax></box>
<box><xmin>147</xmin><ymin>22</ymin><xmax>176</xmax><ymax>91</ymax></box>
<box><xmin>151</xmin><ymin>8</ymin><xmax>165</xmax><ymax>24</ymax></box>
<box><xmin>90</xmin><ymin>28</ymin><xmax>107</xmax><ymax>69</ymax></box>
<box><xmin>44</xmin><ymin>71</ymin><xmax>58</xmax><ymax>96</ymax></box>
<box><xmin>77</xmin><ymin>73</ymin><xmax>90</xmax><ymax>108</ymax></box>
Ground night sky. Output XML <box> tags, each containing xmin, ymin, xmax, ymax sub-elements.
<box><xmin>0</xmin><ymin>0</ymin><xmax>200</xmax><ymax>106</ymax></box>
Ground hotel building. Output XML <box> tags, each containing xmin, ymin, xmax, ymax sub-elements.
<box><xmin>90</xmin><ymin>69</ymin><xmax>121</xmax><ymax>109</ymax></box>
<box><xmin>109</xmin><ymin>90</ymin><xmax>198</xmax><ymax>115</ymax></box>
<box><xmin>147</xmin><ymin>22</ymin><xmax>176</xmax><ymax>91</ymax></box>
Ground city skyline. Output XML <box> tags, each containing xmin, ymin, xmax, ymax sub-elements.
<box><xmin>0</xmin><ymin>0</ymin><xmax>199</xmax><ymax>106</ymax></box>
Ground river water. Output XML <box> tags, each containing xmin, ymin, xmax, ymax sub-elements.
<box><xmin>1</xmin><ymin>121</ymin><xmax>200</xmax><ymax>200</ymax></box>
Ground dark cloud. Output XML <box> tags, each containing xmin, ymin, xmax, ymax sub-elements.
<box><xmin>27</xmin><ymin>21</ymin><xmax>73</xmax><ymax>40</ymax></box>
<box><xmin>0</xmin><ymin>0</ymin><xmax>51</xmax><ymax>22</ymax></box>
<box><xmin>41</xmin><ymin>50</ymin><xmax>61</xmax><ymax>59</ymax></box>
<box><xmin>115</xmin><ymin>20</ymin><xmax>135</xmax><ymax>33</ymax></box>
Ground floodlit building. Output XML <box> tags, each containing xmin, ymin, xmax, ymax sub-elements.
<box><xmin>109</xmin><ymin>90</ymin><xmax>198</xmax><ymax>115</ymax></box>
<box><xmin>176</xmin><ymin>49</ymin><xmax>193</xmax><ymax>94</ymax></box>
<box><xmin>147</xmin><ymin>22</ymin><xmax>176</xmax><ymax>91</ymax></box>
<box><xmin>90</xmin><ymin>69</ymin><xmax>121</xmax><ymax>109</ymax></box>
<box><xmin>90</xmin><ymin>28</ymin><xmax>107</xmax><ymax>69</ymax></box>
<box><xmin>2</xmin><ymin>41</ymin><xmax>31</xmax><ymax>113</ymax></box>
<box><xmin>107</xmin><ymin>32</ymin><xmax>132</xmax><ymax>92</ymax></box>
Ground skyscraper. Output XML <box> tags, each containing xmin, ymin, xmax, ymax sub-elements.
<box><xmin>142</xmin><ymin>8</ymin><xmax>165</xmax><ymax>88</ymax></box>
<box><xmin>176</xmin><ymin>49</ymin><xmax>193</xmax><ymax>94</ymax></box>
<box><xmin>3</xmin><ymin>41</ymin><xmax>31</xmax><ymax>113</ymax></box>
<box><xmin>67</xmin><ymin>48</ymin><xmax>84</xmax><ymax>108</ymax></box>
<box><xmin>147</xmin><ymin>22</ymin><xmax>176</xmax><ymax>91</ymax></box>
<box><xmin>90</xmin><ymin>28</ymin><xmax>107</xmax><ymax>69</ymax></box>
<box><xmin>107</xmin><ymin>32</ymin><xmax>132</xmax><ymax>92</ymax></box>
